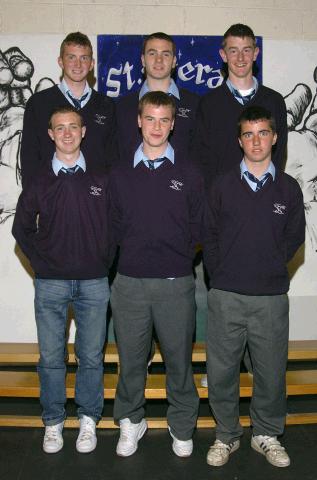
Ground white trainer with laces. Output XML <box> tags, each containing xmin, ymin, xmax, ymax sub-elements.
<box><xmin>168</xmin><ymin>427</ymin><xmax>193</xmax><ymax>457</ymax></box>
<box><xmin>43</xmin><ymin>421</ymin><xmax>64</xmax><ymax>453</ymax></box>
<box><xmin>207</xmin><ymin>439</ymin><xmax>240</xmax><ymax>466</ymax></box>
<box><xmin>76</xmin><ymin>415</ymin><xmax>97</xmax><ymax>453</ymax></box>
<box><xmin>116</xmin><ymin>418</ymin><xmax>147</xmax><ymax>457</ymax></box>
<box><xmin>251</xmin><ymin>435</ymin><xmax>290</xmax><ymax>467</ymax></box>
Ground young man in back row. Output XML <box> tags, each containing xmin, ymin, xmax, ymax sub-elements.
<box><xmin>203</xmin><ymin>106</ymin><xmax>305</xmax><ymax>468</ymax></box>
<box><xmin>193</xmin><ymin>23</ymin><xmax>287</xmax><ymax>185</ymax></box>
<box><xmin>13</xmin><ymin>106</ymin><xmax>113</xmax><ymax>454</ymax></box>
<box><xmin>116</xmin><ymin>32</ymin><xmax>199</xmax><ymax>162</ymax></box>
<box><xmin>21</xmin><ymin>31</ymin><xmax>116</xmax><ymax>189</ymax></box>
<box><xmin>110</xmin><ymin>91</ymin><xmax>203</xmax><ymax>457</ymax></box>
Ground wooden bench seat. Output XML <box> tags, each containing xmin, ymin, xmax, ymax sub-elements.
<box><xmin>0</xmin><ymin>340</ymin><xmax>316</xmax><ymax>365</ymax></box>
<box><xmin>1</xmin><ymin>370</ymin><xmax>317</xmax><ymax>399</ymax></box>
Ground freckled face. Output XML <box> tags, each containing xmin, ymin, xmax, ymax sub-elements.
<box><xmin>220</xmin><ymin>35</ymin><xmax>259</xmax><ymax>81</ymax></box>
<box><xmin>58</xmin><ymin>43</ymin><xmax>94</xmax><ymax>84</ymax></box>
<box><xmin>48</xmin><ymin>111</ymin><xmax>86</xmax><ymax>158</ymax></box>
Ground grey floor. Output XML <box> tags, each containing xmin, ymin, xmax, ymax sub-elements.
<box><xmin>1</xmin><ymin>424</ymin><xmax>317</xmax><ymax>480</ymax></box>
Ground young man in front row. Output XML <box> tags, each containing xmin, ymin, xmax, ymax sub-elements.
<box><xmin>203</xmin><ymin>106</ymin><xmax>305</xmax><ymax>468</ymax></box>
<box><xmin>110</xmin><ymin>91</ymin><xmax>203</xmax><ymax>457</ymax></box>
<box><xmin>12</xmin><ymin>106</ymin><xmax>113</xmax><ymax>454</ymax></box>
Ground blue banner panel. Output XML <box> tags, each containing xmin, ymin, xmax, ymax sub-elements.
<box><xmin>97</xmin><ymin>34</ymin><xmax>263</xmax><ymax>99</ymax></box>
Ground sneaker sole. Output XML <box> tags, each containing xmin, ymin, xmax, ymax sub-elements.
<box><xmin>43</xmin><ymin>442</ymin><xmax>63</xmax><ymax>454</ymax></box>
<box><xmin>251</xmin><ymin>438</ymin><xmax>290</xmax><ymax>468</ymax></box>
<box><xmin>116</xmin><ymin>420</ymin><xmax>148</xmax><ymax>457</ymax></box>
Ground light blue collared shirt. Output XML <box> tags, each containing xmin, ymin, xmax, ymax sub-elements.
<box><xmin>52</xmin><ymin>151</ymin><xmax>86</xmax><ymax>176</ymax></box>
<box><xmin>240</xmin><ymin>159</ymin><xmax>275</xmax><ymax>191</ymax></box>
<box><xmin>134</xmin><ymin>142</ymin><xmax>174</xmax><ymax>169</ymax></box>
<box><xmin>139</xmin><ymin>78</ymin><xmax>180</xmax><ymax>100</ymax></box>
<box><xmin>226</xmin><ymin>76</ymin><xmax>258</xmax><ymax>105</ymax></box>
<box><xmin>59</xmin><ymin>79</ymin><xmax>92</xmax><ymax>109</ymax></box>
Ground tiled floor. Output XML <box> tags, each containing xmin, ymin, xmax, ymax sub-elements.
<box><xmin>1</xmin><ymin>425</ymin><xmax>317</xmax><ymax>480</ymax></box>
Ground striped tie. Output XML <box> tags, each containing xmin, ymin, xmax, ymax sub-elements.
<box><xmin>244</xmin><ymin>171</ymin><xmax>271</xmax><ymax>191</ymax></box>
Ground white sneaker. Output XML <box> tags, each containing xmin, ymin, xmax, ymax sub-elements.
<box><xmin>251</xmin><ymin>435</ymin><xmax>290</xmax><ymax>467</ymax></box>
<box><xmin>43</xmin><ymin>421</ymin><xmax>64</xmax><ymax>453</ymax></box>
<box><xmin>76</xmin><ymin>415</ymin><xmax>97</xmax><ymax>453</ymax></box>
<box><xmin>207</xmin><ymin>439</ymin><xmax>240</xmax><ymax>466</ymax></box>
<box><xmin>116</xmin><ymin>418</ymin><xmax>147</xmax><ymax>457</ymax></box>
<box><xmin>168</xmin><ymin>427</ymin><xmax>193</xmax><ymax>457</ymax></box>
<box><xmin>201</xmin><ymin>375</ymin><xmax>208</xmax><ymax>387</ymax></box>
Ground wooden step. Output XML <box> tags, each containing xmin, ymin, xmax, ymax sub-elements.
<box><xmin>0</xmin><ymin>340</ymin><xmax>316</xmax><ymax>365</ymax></box>
<box><xmin>1</xmin><ymin>371</ymin><xmax>317</xmax><ymax>399</ymax></box>
<box><xmin>0</xmin><ymin>412</ymin><xmax>317</xmax><ymax>428</ymax></box>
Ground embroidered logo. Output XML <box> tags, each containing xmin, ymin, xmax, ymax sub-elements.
<box><xmin>170</xmin><ymin>180</ymin><xmax>183</xmax><ymax>191</ymax></box>
<box><xmin>273</xmin><ymin>203</ymin><xmax>286</xmax><ymax>215</ymax></box>
<box><xmin>90</xmin><ymin>186</ymin><xmax>102</xmax><ymax>196</ymax></box>
<box><xmin>95</xmin><ymin>114</ymin><xmax>106</xmax><ymax>125</ymax></box>
<box><xmin>177</xmin><ymin>107</ymin><xmax>191</xmax><ymax>118</ymax></box>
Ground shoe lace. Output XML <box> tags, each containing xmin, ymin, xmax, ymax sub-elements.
<box><xmin>261</xmin><ymin>436</ymin><xmax>286</xmax><ymax>456</ymax></box>
<box><xmin>45</xmin><ymin>425</ymin><xmax>60</xmax><ymax>441</ymax></box>
<box><xmin>120</xmin><ymin>422</ymin><xmax>137</xmax><ymax>442</ymax></box>
<box><xmin>79</xmin><ymin>419</ymin><xmax>95</xmax><ymax>441</ymax></box>
<box><xmin>210</xmin><ymin>440</ymin><xmax>230</xmax><ymax>455</ymax></box>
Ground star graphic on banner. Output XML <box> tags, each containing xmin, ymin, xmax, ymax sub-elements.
<box><xmin>178</xmin><ymin>49</ymin><xmax>182</xmax><ymax>60</ymax></box>
<box><xmin>190</xmin><ymin>38</ymin><xmax>195</xmax><ymax>46</ymax></box>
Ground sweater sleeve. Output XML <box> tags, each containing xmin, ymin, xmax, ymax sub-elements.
<box><xmin>12</xmin><ymin>187</ymin><xmax>39</xmax><ymax>261</ymax></box>
<box><xmin>202</xmin><ymin>181</ymin><xmax>221</xmax><ymax>278</ymax></box>
<box><xmin>20</xmin><ymin>96</ymin><xmax>42</xmax><ymax>189</ymax></box>
<box><xmin>188</xmin><ymin>169</ymin><xmax>205</xmax><ymax>248</ymax></box>
<box><xmin>285</xmin><ymin>180</ymin><xmax>305</xmax><ymax>262</ymax></box>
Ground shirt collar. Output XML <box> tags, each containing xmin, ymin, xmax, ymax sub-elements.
<box><xmin>226</xmin><ymin>76</ymin><xmax>258</xmax><ymax>96</ymax></box>
<box><xmin>133</xmin><ymin>142</ymin><xmax>174</xmax><ymax>168</ymax></box>
<box><xmin>52</xmin><ymin>151</ymin><xmax>86</xmax><ymax>176</ymax></box>
<box><xmin>59</xmin><ymin>79</ymin><xmax>92</xmax><ymax>105</ymax></box>
<box><xmin>240</xmin><ymin>159</ymin><xmax>275</xmax><ymax>181</ymax></box>
<box><xmin>139</xmin><ymin>78</ymin><xmax>180</xmax><ymax>100</ymax></box>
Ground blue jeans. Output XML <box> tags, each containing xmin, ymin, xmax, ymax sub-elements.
<box><xmin>34</xmin><ymin>277</ymin><xmax>109</xmax><ymax>426</ymax></box>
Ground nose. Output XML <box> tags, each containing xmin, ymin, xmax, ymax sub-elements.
<box><xmin>252</xmin><ymin>133</ymin><xmax>260</xmax><ymax>145</ymax></box>
<box><xmin>74</xmin><ymin>56</ymin><xmax>81</xmax><ymax>67</ymax></box>
<box><xmin>153</xmin><ymin>120</ymin><xmax>160</xmax><ymax>130</ymax></box>
<box><xmin>237</xmin><ymin>49</ymin><xmax>244</xmax><ymax>61</ymax></box>
<box><xmin>156</xmin><ymin>53</ymin><xmax>163</xmax><ymax>63</ymax></box>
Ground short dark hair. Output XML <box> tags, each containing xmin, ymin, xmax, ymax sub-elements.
<box><xmin>60</xmin><ymin>32</ymin><xmax>93</xmax><ymax>57</ymax></box>
<box><xmin>237</xmin><ymin>106</ymin><xmax>276</xmax><ymax>136</ymax></box>
<box><xmin>222</xmin><ymin>23</ymin><xmax>257</xmax><ymax>49</ymax></box>
<box><xmin>48</xmin><ymin>105</ymin><xmax>84</xmax><ymax>129</ymax></box>
<box><xmin>142</xmin><ymin>32</ymin><xmax>176</xmax><ymax>57</ymax></box>
<box><xmin>138</xmin><ymin>91</ymin><xmax>176</xmax><ymax>119</ymax></box>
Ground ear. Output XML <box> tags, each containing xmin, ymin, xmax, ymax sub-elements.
<box><xmin>89</xmin><ymin>58</ymin><xmax>95</xmax><ymax>72</ymax></box>
<box><xmin>82</xmin><ymin>126</ymin><xmax>86</xmax><ymax>138</ymax></box>
<box><xmin>137</xmin><ymin>114</ymin><xmax>142</xmax><ymax>129</ymax></box>
<box><xmin>57</xmin><ymin>56</ymin><xmax>64</xmax><ymax>70</ymax></box>
<box><xmin>253</xmin><ymin>46</ymin><xmax>260</xmax><ymax>62</ymax></box>
<box><xmin>238</xmin><ymin>137</ymin><xmax>242</xmax><ymax>148</ymax></box>
<box><xmin>171</xmin><ymin>119</ymin><xmax>175</xmax><ymax>131</ymax></box>
<box><xmin>141</xmin><ymin>54</ymin><xmax>145</xmax><ymax>68</ymax></box>
<box><xmin>172</xmin><ymin>56</ymin><xmax>177</xmax><ymax>69</ymax></box>
<box><xmin>219</xmin><ymin>48</ymin><xmax>227</xmax><ymax>63</ymax></box>
<box><xmin>48</xmin><ymin>129</ymin><xmax>55</xmax><ymax>141</ymax></box>
<box><xmin>272</xmin><ymin>132</ymin><xmax>277</xmax><ymax>145</ymax></box>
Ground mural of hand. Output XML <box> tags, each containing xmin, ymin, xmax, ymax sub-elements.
<box><xmin>285</xmin><ymin>67</ymin><xmax>317</xmax><ymax>251</ymax></box>
<box><xmin>0</xmin><ymin>46</ymin><xmax>54</xmax><ymax>224</ymax></box>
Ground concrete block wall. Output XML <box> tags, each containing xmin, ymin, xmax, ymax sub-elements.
<box><xmin>1</xmin><ymin>0</ymin><xmax>317</xmax><ymax>39</ymax></box>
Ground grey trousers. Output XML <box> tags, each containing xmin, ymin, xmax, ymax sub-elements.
<box><xmin>207</xmin><ymin>288</ymin><xmax>289</xmax><ymax>444</ymax></box>
<box><xmin>111</xmin><ymin>274</ymin><xmax>199</xmax><ymax>440</ymax></box>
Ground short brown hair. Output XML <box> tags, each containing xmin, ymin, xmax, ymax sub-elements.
<box><xmin>60</xmin><ymin>32</ymin><xmax>93</xmax><ymax>57</ymax></box>
<box><xmin>237</xmin><ymin>105</ymin><xmax>276</xmax><ymax>137</ymax></box>
<box><xmin>138</xmin><ymin>91</ymin><xmax>176</xmax><ymax>119</ymax></box>
<box><xmin>222</xmin><ymin>24</ymin><xmax>256</xmax><ymax>49</ymax></box>
<box><xmin>48</xmin><ymin>105</ymin><xmax>84</xmax><ymax>129</ymax></box>
<box><xmin>142</xmin><ymin>32</ymin><xmax>176</xmax><ymax>57</ymax></box>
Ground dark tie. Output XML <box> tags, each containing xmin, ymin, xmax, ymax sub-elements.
<box><xmin>232</xmin><ymin>88</ymin><xmax>255</xmax><ymax>105</ymax></box>
<box><xmin>60</xmin><ymin>165</ymin><xmax>80</xmax><ymax>175</ymax></box>
<box><xmin>244</xmin><ymin>171</ymin><xmax>271</xmax><ymax>191</ymax></box>
<box><xmin>67</xmin><ymin>91</ymin><xmax>88</xmax><ymax>110</ymax></box>
<box><xmin>147</xmin><ymin>157</ymin><xmax>166</xmax><ymax>171</ymax></box>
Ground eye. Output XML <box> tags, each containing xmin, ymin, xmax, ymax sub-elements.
<box><xmin>242</xmin><ymin>132</ymin><xmax>252</xmax><ymax>139</ymax></box>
